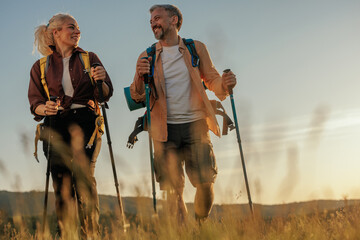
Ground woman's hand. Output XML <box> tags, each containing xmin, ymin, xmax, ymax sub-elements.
<box><xmin>91</xmin><ymin>66</ymin><xmax>106</xmax><ymax>82</ymax></box>
<box><xmin>35</xmin><ymin>100</ymin><xmax>60</xmax><ymax>116</ymax></box>
<box><xmin>91</xmin><ymin>65</ymin><xmax>109</xmax><ymax>97</ymax></box>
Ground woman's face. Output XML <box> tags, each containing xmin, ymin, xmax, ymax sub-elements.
<box><xmin>54</xmin><ymin>18</ymin><xmax>81</xmax><ymax>49</ymax></box>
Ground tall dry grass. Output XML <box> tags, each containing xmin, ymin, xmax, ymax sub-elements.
<box><xmin>1</xmin><ymin>199</ymin><xmax>360</xmax><ymax>240</ymax></box>
<box><xmin>7</xmin><ymin>110</ymin><xmax>356</xmax><ymax>239</ymax></box>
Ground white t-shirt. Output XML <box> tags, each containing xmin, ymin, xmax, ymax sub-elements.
<box><xmin>62</xmin><ymin>56</ymin><xmax>74</xmax><ymax>97</ymax></box>
<box><xmin>161</xmin><ymin>45</ymin><xmax>205</xmax><ymax>124</ymax></box>
<box><xmin>62</xmin><ymin>56</ymin><xmax>85</xmax><ymax>109</ymax></box>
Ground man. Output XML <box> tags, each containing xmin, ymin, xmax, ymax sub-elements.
<box><xmin>130</xmin><ymin>4</ymin><xmax>236</xmax><ymax>222</ymax></box>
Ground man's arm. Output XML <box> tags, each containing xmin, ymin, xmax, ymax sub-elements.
<box><xmin>130</xmin><ymin>51</ymin><xmax>150</xmax><ymax>102</ymax></box>
<box><xmin>195</xmin><ymin>41</ymin><xmax>229</xmax><ymax>101</ymax></box>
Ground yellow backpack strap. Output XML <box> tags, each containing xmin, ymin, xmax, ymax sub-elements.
<box><xmin>79</xmin><ymin>51</ymin><xmax>95</xmax><ymax>86</ymax></box>
<box><xmin>39</xmin><ymin>56</ymin><xmax>50</xmax><ymax>100</ymax></box>
<box><xmin>79</xmin><ymin>51</ymin><xmax>105</xmax><ymax>151</ymax></box>
<box><xmin>33</xmin><ymin>123</ymin><xmax>43</xmax><ymax>162</ymax></box>
<box><xmin>80</xmin><ymin>51</ymin><xmax>101</xmax><ymax>114</ymax></box>
<box><xmin>86</xmin><ymin>116</ymin><xmax>104</xmax><ymax>148</ymax></box>
<box><xmin>34</xmin><ymin>57</ymin><xmax>50</xmax><ymax>162</ymax></box>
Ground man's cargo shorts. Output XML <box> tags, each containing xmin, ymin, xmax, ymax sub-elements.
<box><xmin>153</xmin><ymin>119</ymin><xmax>218</xmax><ymax>190</ymax></box>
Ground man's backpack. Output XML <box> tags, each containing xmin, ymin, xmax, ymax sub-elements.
<box><xmin>125</xmin><ymin>39</ymin><xmax>235</xmax><ymax>148</ymax></box>
<box><xmin>124</xmin><ymin>38</ymin><xmax>200</xmax><ymax>112</ymax></box>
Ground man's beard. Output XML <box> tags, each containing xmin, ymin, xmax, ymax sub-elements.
<box><xmin>154</xmin><ymin>26</ymin><xmax>167</xmax><ymax>40</ymax></box>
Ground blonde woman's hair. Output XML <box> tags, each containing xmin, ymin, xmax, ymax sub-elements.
<box><xmin>33</xmin><ymin>13</ymin><xmax>76</xmax><ymax>56</ymax></box>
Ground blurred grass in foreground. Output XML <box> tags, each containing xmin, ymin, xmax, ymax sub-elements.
<box><xmin>1</xmin><ymin>198</ymin><xmax>359</xmax><ymax>240</ymax></box>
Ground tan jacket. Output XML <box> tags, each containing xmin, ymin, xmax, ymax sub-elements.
<box><xmin>130</xmin><ymin>36</ymin><xmax>229</xmax><ymax>142</ymax></box>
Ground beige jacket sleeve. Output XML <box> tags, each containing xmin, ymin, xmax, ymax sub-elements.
<box><xmin>130</xmin><ymin>51</ymin><xmax>148</xmax><ymax>103</ymax></box>
<box><xmin>195</xmin><ymin>41</ymin><xmax>229</xmax><ymax>101</ymax></box>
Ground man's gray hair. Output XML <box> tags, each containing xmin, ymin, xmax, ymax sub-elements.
<box><xmin>150</xmin><ymin>4</ymin><xmax>183</xmax><ymax>31</ymax></box>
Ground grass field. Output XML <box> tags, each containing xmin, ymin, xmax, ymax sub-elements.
<box><xmin>1</xmin><ymin>198</ymin><xmax>359</xmax><ymax>240</ymax></box>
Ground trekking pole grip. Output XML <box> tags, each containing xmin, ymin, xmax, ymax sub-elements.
<box><xmin>91</xmin><ymin>63</ymin><xmax>105</xmax><ymax>101</ymax></box>
<box><xmin>141</xmin><ymin>57</ymin><xmax>150</xmax><ymax>84</ymax></box>
<box><xmin>144</xmin><ymin>74</ymin><xmax>149</xmax><ymax>85</ymax></box>
<box><xmin>223</xmin><ymin>69</ymin><xmax>233</xmax><ymax>95</ymax></box>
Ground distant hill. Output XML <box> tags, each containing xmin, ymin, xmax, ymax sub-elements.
<box><xmin>0</xmin><ymin>191</ymin><xmax>157</xmax><ymax>218</ymax></box>
<box><xmin>0</xmin><ymin>190</ymin><xmax>358</xmax><ymax>219</ymax></box>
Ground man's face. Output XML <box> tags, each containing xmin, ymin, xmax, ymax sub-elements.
<box><xmin>150</xmin><ymin>8</ymin><xmax>173</xmax><ymax>40</ymax></box>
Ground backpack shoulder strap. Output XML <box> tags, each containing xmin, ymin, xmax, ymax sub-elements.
<box><xmin>34</xmin><ymin>56</ymin><xmax>50</xmax><ymax>161</ymax></box>
<box><xmin>144</xmin><ymin>43</ymin><xmax>159</xmax><ymax>100</ymax></box>
<box><xmin>146</xmin><ymin>43</ymin><xmax>156</xmax><ymax>57</ymax></box>
<box><xmin>182</xmin><ymin>38</ymin><xmax>199</xmax><ymax>67</ymax></box>
<box><xmin>146</xmin><ymin>43</ymin><xmax>157</xmax><ymax>77</ymax></box>
<box><xmin>79</xmin><ymin>51</ymin><xmax>102</xmax><ymax>112</ymax></box>
<box><xmin>39</xmin><ymin>56</ymin><xmax>50</xmax><ymax>100</ymax></box>
<box><xmin>78</xmin><ymin>51</ymin><xmax>104</xmax><ymax>148</ymax></box>
<box><xmin>79</xmin><ymin>51</ymin><xmax>95</xmax><ymax>86</ymax></box>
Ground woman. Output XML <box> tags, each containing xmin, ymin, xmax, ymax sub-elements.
<box><xmin>28</xmin><ymin>13</ymin><xmax>113</xmax><ymax>238</ymax></box>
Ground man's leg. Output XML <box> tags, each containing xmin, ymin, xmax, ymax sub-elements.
<box><xmin>154</xmin><ymin>124</ymin><xmax>187</xmax><ymax>223</ymax></box>
<box><xmin>166</xmin><ymin>186</ymin><xmax>188</xmax><ymax>223</ymax></box>
<box><xmin>194</xmin><ymin>182</ymin><xmax>214</xmax><ymax>221</ymax></box>
<box><xmin>185</xmin><ymin>120</ymin><xmax>217</xmax><ymax>222</ymax></box>
<box><xmin>165</xmin><ymin>149</ymin><xmax>188</xmax><ymax>222</ymax></box>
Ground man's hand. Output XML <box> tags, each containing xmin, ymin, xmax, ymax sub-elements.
<box><xmin>222</xmin><ymin>69</ymin><xmax>237</xmax><ymax>93</ymax></box>
<box><xmin>136</xmin><ymin>57</ymin><xmax>152</xmax><ymax>78</ymax></box>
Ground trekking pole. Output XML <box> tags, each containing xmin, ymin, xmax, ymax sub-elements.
<box><xmin>224</xmin><ymin>69</ymin><xmax>254</xmax><ymax>215</ymax></box>
<box><xmin>143</xmin><ymin>59</ymin><xmax>157</xmax><ymax>214</ymax></box>
<box><xmin>42</xmin><ymin>96</ymin><xmax>57</xmax><ymax>234</ymax></box>
<box><xmin>92</xmin><ymin>64</ymin><xmax>128</xmax><ymax>232</ymax></box>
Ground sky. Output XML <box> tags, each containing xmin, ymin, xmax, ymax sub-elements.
<box><xmin>0</xmin><ymin>0</ymin><xmax>359</xmax><ymax>205</ymax></box>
